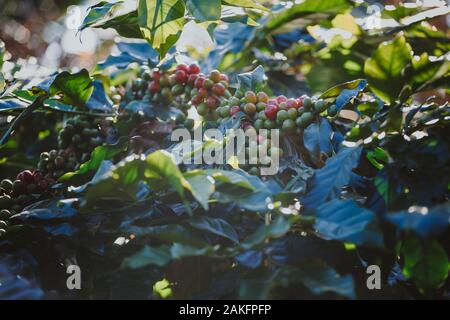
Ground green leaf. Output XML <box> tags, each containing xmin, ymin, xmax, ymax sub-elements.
<box><xmin>408</xmin><ymin>53</ymin><xmax>450</xmax><ymax>92</ymax></box>
<box><xmin>315</xmin><ymin>199</ymin><xmax>384</xmax><ymax>248</ymax></box>
<box><xmin>98</xmin><ymin>11</ymin><xmax>143</xmax><ymax>38</ymax></box>
<box><xmin>186</xmin><ymin>0</ymin><xmax>221</xmax><ymax>21</ymax></box>
<box><xmin>236</xmin><ymin>65</ymin><xmax>266</xmax><ymax>92</ymax></box>
<box><xmin>122</xmin><ymin>245</ymin><xmax>172</xmax><ymax>268</ymax></box>
<box><xmin>301</xmin><ymin>147</ymin><xmax>362</xmax><ymax>208</ymax></box>
<box><xmin>265</xmin><ymin>0</ymin><xmax>352</xmax><ymax>32</ymax></box>
<box><xmin>79</xmin><ymin>1</ymin><xmax>124</xmax><ymax>31</ymax></box>
<box><xmin>241</xmin><ymin>216</ymin><xmax>293</xmax><ymax>250</ymax></box>
<box><xmin>222</xmin><ymin>0</ymin><xmax>268</xmax><ymax>12</ymax></box>
<box><xmin>189</xmin><ymin>216</ymin><xmax>239</xmax><ymax>243</ymax></box>
<box><xmin>401</xmin><ymin>237</ymin><xmax>449</xmax><ymax>291</ymax></box>
<box><xmin>386</xmin><ymin>203</ymin><xmax>450</xmax><ymax>239</ymax></box>
<box><xmin>138</xmin><ymin>0</ymin><xmax>186</xmax><ymax>57</ymax></box>
<box><xmin>145</xmin><ymin>150</ymin><xmax>191</xmax><ymax>199</ymax></box>
<box><xmin>184</xmin><ymin>170</ymin><xmax>215</xmax><ymax>209</ymax></box>
<box><xmin>282</xmin><ymin>263</ymin><xmax>356</xmax><ymax>299</ymax></box>
<box><xmin>364</xmin><ymin>35</ymin><xmax>413</xmax><ymax>104</ymax></box>
<box><xmin>33</xmin><ymin>70</ymin><xmax>94</xmax><ymax>108</ymax></box>
<box><xmin>59</xmin><ymin>137</ymin><xmax>129</xmax><ymax>184</ymax></box>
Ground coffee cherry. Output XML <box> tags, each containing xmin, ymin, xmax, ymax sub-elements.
<box><xmin>244</xmin><ymin>103</ymin><xmax>257</xmax><ymax>115</ymax></box>
<box><xmin>188</xmin><ymin>64</ymin><xmax>200</xmax><ymax>74</ymax></box>
<box><xmin>0</xmin><ymin>180</ymin><xmax>13</xmax><ymax>192</ymax></box>
<box><xmin>257</xmin><ymin>92</ymin><xmax>269</xmax><ymax>103</ymax></box>
<box><xmin>0</xmin><ymin>209</ymin><xmax>11</xmax><ymax>220</ymax></box>
<box><xmin>327</xmin><ymin>104</ymin><xmax>338</xmax><ymax>117</ymax></box>
<box><xmin>287</xmin><ymin>108</ymin><xmax>298</xmax><ymax>120</ymax></box>
<box><xmin>175</xmin><ymin>70</ymin><xmax>188</xmax><ymax>84</ymax></box>
<box><xmin>296</xmin><ymin>112</ymin><xmax>314</xmax><ymax>128</ymax></box>
<box><xmin>276</xmin><ymin>109</ymin><xmax>289</xmax><ymax>123</ymax></box>
<box><xmin>264</xmin><ymin>104</ymin><xmax>279</xmax><ymax>120</ymax></box>
<box><xmin>254</xmin><ymin>102</ymin><xmax>266</xmax><ymax>112</ymax></box>
<box><xmin>209</xmin><ymin>70</ymin><xmax>221</xmax><ymax>83</ymax></box>
<box><xmin>17</xmin><ymin>170</ymin><xmax>33</xmax><ymax>184</ymax></box>
<box><xmin>171</xmin><ymin>84</ymin><xmax>184</xmax><ymax>96</ymax></box>
<box><xmin>286</xmin><ymin>99</ymin><xmax>299</xmax><ymax>109</ymax></box>
<box><xmin>220</xmin><ymin>106</ymin><xmax>230</xmax><ymax>117</ymax></box>
<box><xmin>212</xmin><ymin>83</ymin><xmax>226</xmax><ymax>96</ymax></box>
<box><xmin>184</xmin><ymin>118</ymin><xmax>195</xmax><ymax>130</ymax></box>
<box><xmin>197</xmin><ymin>103</ymin><xmax>208</xmax><ymax>116</ymax></box>
<box><xmin>303</xmin><ymin>97</ymin><xmax>313</xmax><ymax>111</ymax></box>
<box><xmin>176</xmin><ymin>63</ymin><xmax>189</xmax><ymax>73</ymax></box>
<box><xmin>187</xmin><ymin>74</ymin><xmax>198</xmax><ymax>86</ymax></box>
<box><xmin>282</xmin><ymin>119</ymin><xmax>296</xmax><ymax>132</ymax></box>
<box><xmin>0</xmin><ymin>195</ymin><xmax>12</xmax><ymax>209</ymax></box>
<box><xmin>276</xmin><ymin>95</ymin><xmax>287</xmax><ymax>104</ymax></box>
<box><xmin>245</xmin><ymin>91</ymin><xmax>257</xmax><ymax>104</ymax></box>
<box><xmin>191</xmin><ymin>95</ymin><xmax>203</xmax><ymax>106</ymax></box>
<box><xmin>206</xmin><ymin>96</ymin><xmax>218</xmax><ymax>109</ymax></box>
<box><xmin>230</xmin><ymin>106</ymin><xmax>241</xmax><ymax>116</ymax></box>
<box><xmin>228</xmin><ymin>97</ymin><xmax>240</xmax><ymax>106</ymax></box>
<box><xmin>220</xmin><ymin>74</ymin><xmax>229</xmax><ymax>83</ymax></box>
<box><xmin>254</xmin><ymin>119</ymin><xmax>264</xmax><ymax>130</ymax></box>
<box><xmin>198</xmin><ymin>87</ymin><xmax>208</xmax><ymax>97</ymax></box>
<box><xmin>152</xmin><ymin>70</ymin><xmax>162</xmax><ymax>81</ymax></box>
<box><xmin>314</xmin><ymin>99</ymin><xmax>327</xmax><ymax>113</ymax></box>
<box><xmin>149</xmin><ymin>81</ymin><xmax>160</xmax><ymax>94</ymax></box>
<box><xmin>278</xmin><ymin>102</ymin><xmax>288</xmax><ymax>110</ymax></box>
<box><xmin>160</xmin><ymin>74</ymin><xmax>171</xmax><ymax>87</ymax></box>
<box><xmin>204</xmin><ymin>79</ymin><xmax>214</xmax><ymax>89</ymax></box>
<box><xmin>194</xmin><ymin>77</ymin><xmax>206</xmax><ymax>89</ymax></box>
<box><xmin>264</xmin><ymin>119</ymin><xmax>277</xmax><ymax>129</ymax></box>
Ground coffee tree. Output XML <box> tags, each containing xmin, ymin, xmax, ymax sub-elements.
<box><xmin>0</xmin><ymin>0</ymin><xmax>449</xmax><ymax>299</ymax></box>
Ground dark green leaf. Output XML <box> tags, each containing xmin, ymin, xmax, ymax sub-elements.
<box><xmin>314</xmin><ymin>199</ymin><xmax>384</xmax><ymax>248</ymax></box>
<box><xmin>364</xmin><ymin>35</ymin><xmax>413</xmax><ymax>104</ymax></box>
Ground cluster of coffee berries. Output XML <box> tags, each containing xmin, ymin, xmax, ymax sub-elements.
<box><xmin>189</xmin><ymin>69</ymin><xmax>231</xmax><ymax>121</ymax></box>
<box><xmin>0</xmin><ymin>170</ymin><xmax>54</xmax><ymax>216</ymax></box>
<box><xmin>237</xmin><ymin>132</ymin><xmax>284</xmax><ymax>176</ymax></box>
<box><xmin>57</xmin><ymin>116</ymin><xmax>104</xmax><ymax>163</ymax></box>
<box><xmin>37</xmin><ymin>149</ymin><xmax>78</xmax><ymax>179</ymax></box>
<box><xmin>218</xmin><ymin>92</ymin><xmax>330</xmax><ymax>133</ymax></box>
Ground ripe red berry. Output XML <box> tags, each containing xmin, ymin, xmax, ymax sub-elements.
<box><xmin>152</xmin><ymin>70</ymin><xmax>161</xmax><ymax>81</ymax></box>
<box><xmin>264</xmin><ymin>104</ymin><xmax>279</xmax><ymax>120</ymax></box>
<box><xmin>220</xmin><ymin>74</ymin><xmax>229</xmax><ymax>82</ymax></box>
<box><xmin>230</xmin><ymin>106</ymin><xmax>241</xmax><ymax>116</ymax></box>
<box><xmin>198</xmin><ymin>87</ymin><xmax>208</xmax><ymax>97</ymax></box>
<box><xmin>194</xmin><ymin>77</ymin><xmax>206</xmax><ymax>89</ymax></box>
<box><xmin>191</xmin><ymin>95</ymin><xmax>203</xmax><ymax>106</ymax></box>
<box><xmin>175</xmin><ymin>70</ymin><xmax>188</xmax><ymax>84</ymax></box>
<box><xmin>297</xmin><ymin>95</ymin><xmax>308</xmax><ymax>108</ymax></box>
<box><xmin>187</xmin><ymin>74</ymin><xmax>198</xmax><ymax>86</ymax></box>
<box><xmin>17</xmin><ymin>170</ymin><xmax>34</xmax><ymax>183</ymax></box>
<box><xmin>149</xmin><ymin>81</ymin><xmax>160</xmax><ymax>93</ymax></box>
<box><xmin>212</xmin><ymin>83</ymin><xmax>226</xmax><ymax>96</ymax></box>
<box><xmin>205</xmin><ymin>96</ymin><xmax>218</xmax><ymax>109</ymax></box>
<box><xmin>188</xmin><ymin>64</ymin><xmax>200</xmax><ymax>74</ymax></box>
<box><xmin>176</xmin><ymin>63</ymin><xmax>189</xmax><ymax>73</ymax></box>
<box><xmin>286</xmin><ymin>99</ymin><xmax>299</xmax><ymax>109</ymax></box>
<box><xmin>33</xmin><ymin>171</ymin><xmax>44</xmax><ymax>183</ymax></box>
<box><xmin>276</xmin><ymin>95</ymin><xmax>287</xmax><ymax>104</ymax></box>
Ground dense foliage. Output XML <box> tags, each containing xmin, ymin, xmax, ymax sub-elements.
<box><xmin>0</xmin><ymin>0</ymin><xmax>449</xmax><ymax>299</ymax></box>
